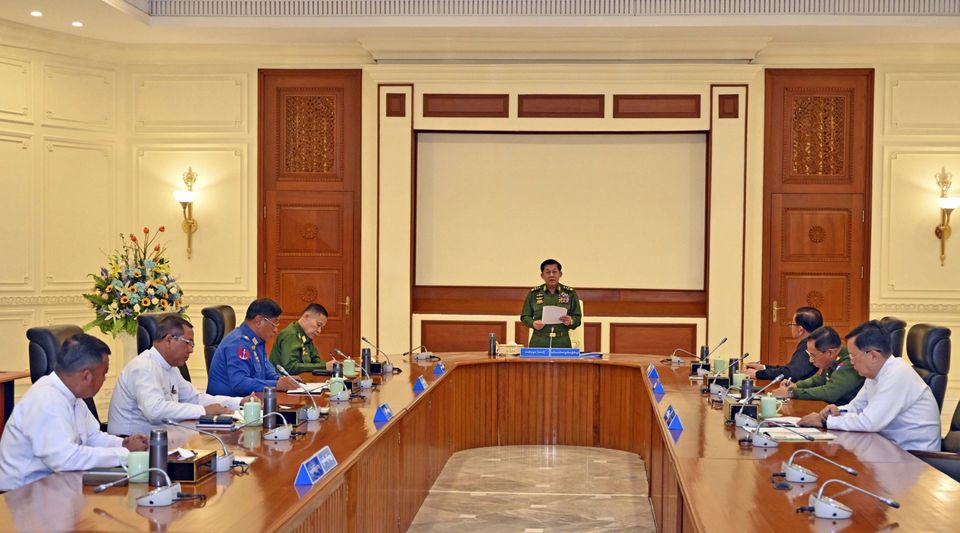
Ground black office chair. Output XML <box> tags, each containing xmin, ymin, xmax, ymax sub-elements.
<box><xmin>905</xmin><ymin>323</ymin><xmax>951</xmax><ymax>411</ymax></box>
<box><xmin>879</xmin><ymin>316</ymin><xmax>907</xmax><ymax>358</ymax></box>
<box><xmin>201</xmin><ymin>305</ymin><xmax>236</xmax><ymax>373</ymax></box>
<box><xmin>911</xmin><ymin>398</ymin><xmax>960</xmax><ymax>482</ymax></box>
<box><xmin>25</xmin><ymin>325</ymin><xmax>103</xmax><ymax>426</ymax></box>
<box><xmin>136</xmin><ymin>313</ymin><xmax>191</xmax><ymax>382</ymax></box>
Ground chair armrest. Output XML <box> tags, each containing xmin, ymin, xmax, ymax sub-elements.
<box><xmin>909</xmin><ymin>450</ymin><xmax>960</xmax><ymax>461</ymax></box>
<box><xmin>911</xmin><ymin>450</ymin><xmax>960</xmax><ymax>482</ymax></box>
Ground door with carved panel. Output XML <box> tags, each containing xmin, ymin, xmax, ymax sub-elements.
<box><xmin>762</xmin><ymin>69</ymin><xmax>872</xmax><ymax>365</ymax></box>
<box><xmin>258</xmin><ymin>70</ymin><xmax>361</xmax><ymax>356</ymax></box>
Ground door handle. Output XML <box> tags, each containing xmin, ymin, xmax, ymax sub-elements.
<box><xmin>772</xmin><ymin>300</ymin><xmax>786</xmax><ymax>323</ymax></box>
<box><xmin>338</xmin><ymin>296</ymin><xmax>351</xmax><ymax>317</ymax></box>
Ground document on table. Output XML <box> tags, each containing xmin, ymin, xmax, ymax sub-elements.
<box><xmin>288</xmin><ymin>383</ymin><xmax>328</xmax><ymax>394</ymax></box>
<box><xmin>758</xmin><ymin>427</ymin><xmax>837</xmax><ymax>441</ymax></box>
<box><xmin>541</xmin><ymin>305</ymin><xmax>566</xmax><ymax>325</ymax></box>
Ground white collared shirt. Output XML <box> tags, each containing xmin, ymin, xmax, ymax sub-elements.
<box><xmin>0</xmin><ymin>372</ymin><xmax>127</xmax><ymax>491</ymax></box>
<box><xmin>826</xmin><ymin>355</ymin><xmax>941</xmax><ymax>452</ymax></box>
<box><xmin>107</xmin><ymin>347</ymin><xmax>241</xmax><ymax>436</ymax></box>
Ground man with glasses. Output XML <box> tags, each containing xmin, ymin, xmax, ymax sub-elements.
<box><xmin>207</xmin><ymin>298</ymin><xmax>299</xmax><ymax>396</ymax></box>
<box><xmin>798</xmin><ymin>320</ymin><xmax>941</xmax><ymax>452</ymax></box>
<box><xmin>270</xmin><ymin>303</ymin><xmax>335</xmax><ymax>374</ymax></box>
<box><xmin>520</xmin><ymin>259</ymin><xmax>582</xmax><ymax>348</ymax></box>
<box><xmin>108</xmin><ymin>315</ymin><xmax>248</xmax><ymax>435</ymax></box>
<box><xmin>770</xmin><ymin>326</ymin><xmax>864</xmax><ymax>405</ymax></box>
<box><xmin>744</xmin><ymin>306</ymin><xmax>820</xmax><ymax>381</ymax></box>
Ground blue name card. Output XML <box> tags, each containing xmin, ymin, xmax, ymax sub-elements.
<box><xmin>663</xmin><ymin>405</ymin><xmax>684</xmax><ymax>431</ymax></box>
<box><xmin>433</xmin><ymin>362</ymin><xmax>446</xmax><ymax>376</ymax></box>
<box><xmin>412</xmin><ymin>376</ymin><xmax>428</xmax><ymax>394</ymax></box>
<box><xmin>519</xmin><ymin>347</ymin><xmax>581</xmax><ymax>358</ymax></box>
<box><xmin>647</xmin><ymin>364</ymin><xmax>660</xmax><ymax>382</ymax></box>
<box><xmin>294</xmin><ymin>445</ymin><xmax>337</xmax><ymax>486</ymax></box>
<box><xmin>373</xmin><ymin>403</ymin><xmax>394</xmax><ymax>423</ymax></box>
<box><xmin>652</xmin><ymin>381</ymin><xmax>665</xmax><ymax>395</ymax></box>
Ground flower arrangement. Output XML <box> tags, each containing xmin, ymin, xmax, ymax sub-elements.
<box><xmin>83</xmin><ymin>226</ymin><xmax>187</xmax><ymax>337</ymax></box>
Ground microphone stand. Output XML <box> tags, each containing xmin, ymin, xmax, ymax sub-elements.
<box><xmin>95</xmin><ymin>467</ymin><xmax>182</xmax><ymax>507</ymax></box>
<box><xmin>780</xmin><ymin>450</ymin><xmax>858</xmax><ymax>483</ymax></box>
<box><xmin>799</xmin><ymin>479</ymin><xmax>900</xmax><ymax>519</ymax></box>
<box><xmin>233</xmin><ymin>412</ymin><xmax>292</xmax><ymax>441</ymax></box>
<box><xmin>745</xmin><ymin>419</ymin><xmax>815</xmax><ymax>448</ymax></box>
<box><xmin>362</xmin><ymin>336</ymin><xmax>397</xmax><ymax>372</ymax></box>
<box><xmin>276</xmin><ymin>365</ymin><xmax>320</xmax><ymax>420</ymax></box>
<box><xmin>162</xmin><ymin>419</ymin><xmax>235</xmax><ymax>472</ymax></box>
<box><xmin>702</xmin><ymin>353</ymin><xmax>748</xmax><ymax>397</ymax></box>
<box><xmin>739</xmin><ymin>374</ymin><xmax>785</xmax><ymax>404</ymax></box>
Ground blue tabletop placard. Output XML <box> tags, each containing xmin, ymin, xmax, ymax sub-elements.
<box><xmin>433</xmin><ymin>362</ymin><xmax>446</xmax><ymax>376</ymax></box>
<box><xmin>412</xmin><ymin>376</ymin><xmax>428</xmax><ymax>394</ymax></box>
<box><xmin>519</xmin><ymin>347</ymin><xmax>581</xmax><ymax>358</ymax></box>
<box><xmin>647</xmin><ymin>364</ymin><xmax>660</xmax><ymax>382</ymax></box>
<box><xmin>373</xmin><ymin>403</ymin><xmax>394</xmax><ymax>423</ymax></box>
<box><xmin>294</xmin><ymin>445</ymin><xmax>337</xmax><ymax>486</ymax></box>
<box><xmin>663</xmin><ymin>405</ymin><xmax>684</xmax><ymax>431</ymax></box>
<box><xmin>652</xmin><ymin>381</ymin><xmax>665</xmax><ymax>395</ymax></box>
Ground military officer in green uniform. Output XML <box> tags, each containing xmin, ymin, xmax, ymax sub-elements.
<box><xmin>520</xmin><ymin>259</ymin><xmax>582</xmax><ymax>348</ymax></box>
<box><xmin>269</xmin><ymin>303</ymin><xmax>334</xmax><ymax>374</ymax></box>
<box><xmin>771</xmin><ymin>326</ymin><xmax>864</xmax><ymax>405</ymax></box>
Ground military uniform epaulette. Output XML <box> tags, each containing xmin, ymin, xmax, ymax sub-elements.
<box><xmin>531</xmin><ymin>285</ymin><xmax>544</xmax><ymax>292</ymax></box>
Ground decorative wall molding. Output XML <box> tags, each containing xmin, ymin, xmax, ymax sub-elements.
<box><xmin>871</xmin><ymin>303</ymin><xmax>960</xmax><ymax>314</ymax></box>
<box><xmin>422</xmin><ymin>93</ymin><xmax>508</xmax><ymax>118</ymax></box>
<box><xmin>0</xmin><ymin>294</ymin><xmax>254</xmax><ymax>307</ymax></box>
<box><xmin>0</xmin><ymin>130</ymin><xmax>34</xmax><ymax>290</ymax></box>
<box><xmin>885</xmin><ymin>73</ymin><xmax>960</xmax><ymax>136</ymax></box>
<box><xmin>41</xmin><ymin>63</ymin><xmax>115</xmax><ymax>131</ymax></box>
<box><xmin>132</xmin><ymin>73</ymin><xmax>248</xmax><ymax>133</ymax></box>
<box><xmin>0</xmin><ymin>56</ymin><xmax>33</xmax><ymax>124</ymax></box>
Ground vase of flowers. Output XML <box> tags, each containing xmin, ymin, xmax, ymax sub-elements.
<box><xmin>83</xmin><ymin>226</ymin><xmax>187</xmax><ymax>340</ymax></box>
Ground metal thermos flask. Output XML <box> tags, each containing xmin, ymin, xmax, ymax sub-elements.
<box><xmin>332</xmin><ymin>361</ymin><xmax>343</xmax><ymax>378</ymax></box>
<box><xmin>699</xmin><ymin>344</ymin><xmax>709</xmax><ymax>362</ymax></box>
<box><xmin>361</xmin><ymin>348</ymin><xmax>372</xmax><ymax>376</ymax></box>
<box><xmin>262</xmin><ymin>386</ymin><xmax>277</xmax><ymax>430</ymax></box>
<box><xmin>148</xmin><ymin>429</ymin><xmax>168</xmax><ymax>487</ymax></box>
<box><xmin>728</xmin><ymin>357</ymin><xmax>739</xmax><ymax>382</ymax></box>
<box><xmin>488</xmin><ymin>333</ymin><xmax>496</xmax><ymax>357</ymax></box>
<box><xmin>741</xmin><ymin>378</ymin><xmax>755</xmax><ymax>401</ymax></box>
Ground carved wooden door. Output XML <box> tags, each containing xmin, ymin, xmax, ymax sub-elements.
<box><xmin>762</xmin><ymin>69</ymin><xmax>873</xmax><ymax>365</ymax></box>
<box><xmin>258</xmin><ymin>70</ymin><xmax>361</xmax><ymax>356</ymax></box>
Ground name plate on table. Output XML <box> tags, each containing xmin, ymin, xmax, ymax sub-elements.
<box><xmin>373</xmin><ymin>403</ymin><xmax>395</xmax><ymax>423</ymax></box>
<box><xmin>294</xmin><ymin>445</ymin><xmax>338</xmax><ymax>486</ymax></box>
<box><xmin>433</xmin><ymin>362</ymin><xmax>446</xmax><ymax>376</ymax></box>
<box><xmin>519</xmin><ymin>348</ymin><xmax>581</xmax><ymax>358</ymax></box>
<box><xmin>413</xmin><ymin>376</ymin><xmax>428</xmax><ymax>393</ymax></box>
<box><xmin>663</xmin><ymin>405</ymin><xmax>684</xmax><ymax>431</ymax></box>
<box><xmin>647</xmin><ymin>364</ymin><xmax>660</xmax><ymax>382</ymax></box>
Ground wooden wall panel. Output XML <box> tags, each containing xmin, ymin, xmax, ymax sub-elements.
<box><xmin>718</xmin><ymin>94</ymin><xmax>740</xmax><ymax>119</ymax></box>
<box><xmin>639</xmin><ymin>383</ymin><xmax>653</xmax><ymax>483</ymax></box>
<box><xmin>399</xmin><ymin>399</ymin><xmax>433</xmax><ymax>530</ymax></box>
<box><xmin>353</xmin><ymin>427</ymin><xmax>400</xmax><ymax>532</ymax></box>
<box><xmin>420</xmin><ymin>320</ymin><xmax>506</xmax><ymax>352</ymax></box>
<box><xmin>613</xmin><ymin>94</ymin><xmax>701</xmax><ymax>118</ymax></box>
<box><xmin>609</xmin><ymin>324</ymin><xmax>697</xmax><ymax>355</ymax></box>
<box><xmin>385</xmin><ymin>93</ymin><xmax>406</xmax><ymax>117</ymax></box>
<box><xmin>649</xmin><ymin>424</ymin><xmax>665</xmax><ymax>532</ymax></box>
<box><xmin>422</xmin><ymin>94</ymin><xmax>509</xmax><ymax>117</ymax></box>
<box><xmin>497</xmin><ymin>363</ymin><xmax>596</xmax><ymax>446</ymax></box>
<box><xmin>292</xmin><ymin>479</ymin><xmax>349</xmax><ymax>533</ymax></box>
<box><xmin>517</xmin><ymin>94</ymin><xmax>604</xmax><ymax>118</ymax></box>
<box><xmin>583</xmin><ymin>322</ymin><xmax>601</xmax><ymax>353</ymax></box>
<box><xmin>515</xmin><ymin>321</ymin><xmax>529</xmax><ymax>346</ymax></box>
<box><xmin>662</xmin><ymin>455</ymin><xmax>682</xmax><ymax>533</ymax></box>
<box><xmin>598</xmin><ymin>366</ymin><xmax>642</xmax><ymax>453</ymax></box>
<box><xmin>413</xmin><ymin>286</ymin><xmax>706</xmax><ymax>317</ymax></box>
<box><xmin>442</xmin><ymin>364</ymin><xmax>499</xmax><ymax>451</ymax></box>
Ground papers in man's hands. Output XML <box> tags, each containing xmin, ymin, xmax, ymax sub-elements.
<box><xmin>540</xmin><ymin>305</ymin><xmax>566</xmax><ymax>325</ymax></box>
<box><xmin>287</xmin><ymin>383</ymin><xmax>328</xmax><ymax>394</ymax></box>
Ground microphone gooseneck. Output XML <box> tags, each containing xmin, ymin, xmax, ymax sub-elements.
<box><xmin>709</xmin><ymin>353</ymin><xmax>749</xmax><ymax>388</ymax></box>
<box><xmin>233</xmin><ymin>411</ymin><xmax>289</xmax><ymax>431</ymax></box>
<box><xmin>361</xmin><ymin>336</ymin><xmax>394</xmax><ymax>365</ymax></box>
<box><xmin>94</xmin><ymin>467</ymin><xmax>172</xmax><ymax>493</ymax></box>
<box><xmin>756</xmin><ymin>419</ymin><xmax>815</xmax><ymax>442</ymax></box>
<box><xmin>816</xmin><ymin>479</ymin><xmax>900</xmax><ymax>508</ymax></box>
<box><xmin>739</xmin><ymin>373</ymin><xmax>784</xmax><ymax>404</ymax></box>
<box><xmin>276</xmin><ymin>365</ymin><xmax>319</xmax><ymax>412</ymax></box>
<box><xmin>707</xmin><ymin>337</ymin><xmax>729</xmax><ymax>358</ymax></box>
<box><xmin>787</xmin><ymin>450</ymin><xmax>858</xmax><ymax>476</ymax></box>
<box><xmin>161</xmin><ymin>419</ymin><xmax>229</xmax><ymax>457</ymax></box>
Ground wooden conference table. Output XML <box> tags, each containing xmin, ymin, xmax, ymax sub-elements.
<box><xmin>0</xmin><ymin>354</ymin><xmax>957</xmax><ymax>532</ymax></box>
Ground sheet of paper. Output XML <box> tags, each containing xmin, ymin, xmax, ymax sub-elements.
<box><xmin>541</xmin><ymin>305</ymin><xmax>566</xmax><ymax>325</ymax></box>
<box><xmin>761</xmin><ymin>427</ymin><xmax>836</xmax><ymax>441</ymax></box>
<box><xmin>287</xmin><ymin>383</ymin><xmax>327</xmax><ymax>394</ymax></box>
<box><xmin>764</xmin><ymin>416</ymin><xmax>802</xmax><ymax>426</ymax></box>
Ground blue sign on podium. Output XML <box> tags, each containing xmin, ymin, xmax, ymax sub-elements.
<box><xmin>413</xmin><ymin>376</ymin><xmax>428</xmax><ymax>394</ymax></box>
<box><xmin>433</xmin><ymin>362</ymin><xmax>446</xmax><ymax>376</ymax></box>
<box><xmin>294</xmin><ymin>445</ymin><xmax>337</xmax><ymax>486</ymax></box>
<box><xmin>663</xmin><ymin>405</ymin><xmax>684</xmax><ymax>431</ymax></box>
<box><xmin>647</xmin><ymin>364</ymin><xmax>660</xmax><ymax>382</ymax></box>
<box><xmin>374</xmin><ymin>403</ymin><xmax>394</xmax><ymax>423</ymax></box>
<box><xmin>652</xmin><ymin>381</ymin><xmax>665</xmax><ymax>395</ymax></box>
<box><xmin>519</xmin><ymin>347</ymin><xmax>581</xmax><ymax>358</ymax></box>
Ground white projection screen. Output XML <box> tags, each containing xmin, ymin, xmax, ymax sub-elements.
<box><xmin>415</xmin><ymin>133</ymin><xmax>707</xmax><ymax>290</ymax></box>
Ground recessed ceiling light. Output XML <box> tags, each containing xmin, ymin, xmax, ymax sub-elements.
<box><xmin>30</xmin><ymin>11</ymin><xmax>43</xmax><ymax>17</ymax></box>
<box><xmin>71</xmin><ymin>21</ymin><xmax>84</xmax><ymax>28</ymax></box>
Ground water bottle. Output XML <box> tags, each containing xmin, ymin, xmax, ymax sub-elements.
<box><xmin>262</xmin><ymin>386</ymin><xmax>277</xmax><ymax>430</ymax></box>
<box><xmin>361</xmin><ymin>348</ymin><xmax>372</xmax><ymax>376</ymax></box>
<box><xmin>699</xmin><ymin>344</ymin><xmax>709</xmax><ymax>363</ymax></box>
<box><xmin>332</xmin><ymin>361</ymin><xmax>343</xmax><ymax>378</ymax></box>
<box><xmin>488</xmin><ymin>333</ymin><xmax>497</xmax><ymax>357</ymax></box>
<box><xmin>148</xmin><ymin>429</ymin><xmax>168</xmax><ymax>487</ymax></box>
<box><xmin>741</xmin><ymin>378</ymin><xmax>755</xmax><ymax>402</ymax></box>
<box><xmin>728</xmin><ymin>357</ymin><xmax>739</xmax><ymax>382</ymax></box>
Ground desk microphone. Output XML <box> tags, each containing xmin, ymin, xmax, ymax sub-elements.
<box><xmin>739</xmin><ymin>374</ymin><xmax>784</xmax><ymax>404</ymax></box>
<box><xmin>331</xmin><ymin>348</ymin><xmax>347</xmax><ymax>360</ymax></box>
<box><xmin>798</xmin><ymin>479</ymin><xmax>899</xmax><ymax>519</ymax></box>
<box><xmin>402</xmin><ymin>343</ymin><xmax>436</xmax><ymax>362</ymax></box>
<box><xmin>161</xmin><ymin>419</ymin><xmax>235</xmax><ymax>472</ymax></box>
<box><xmin>703</xmin><ymin>352</ymin><xmax>748</xmax><ymax>395</ymax></box>
<box><xmin>361</xmin><ymin>336</ymin><xmax>398</xmax><ymax>370</ymax></box>
<box><xmin>781</xmin><ymin>450</ymin><xmax>858</xmax><ymax>483</ymax></box>
<box><xmin>233</xmin><ymin>412</ymin><xmax>291</xmax><ymax>441</ymax></box>
<box><xmin>748</xmin><ymin>419</ymin><xmax>814</xmax><ymax>448</ymax></box>
<box><xmin>95</xmin><ymin>467</ymin><xmax>182</xmax><ymax>507</ymax></box>
<box><xmin>275</xmin><ymin>365</ymin><xmax>320</xmax><ymax>420</ymax></box>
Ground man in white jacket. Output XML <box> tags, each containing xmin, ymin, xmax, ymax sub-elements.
<box><xmin>108</xmin><ymin>315</ymin><xmax>246</xmax><ymax>436</ymax></box>
<box><xmin>799</xmin><ymin>320</ymin><xmax>942</xmax><ymax>452</ymax></box>
<box><xmin>0</xmin><ymin>334</ymin><xmax>147</xmax><ymax>491</ymax></box>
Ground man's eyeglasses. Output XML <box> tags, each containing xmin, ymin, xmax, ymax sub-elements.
<box><xmin>261</xmin><ymin>317</ymin><xmax>280</xmax><ymax>328</ymax></box>
<box><xmin>786</xmin><ymin>322</ymin><xmax>798</xmax><ymax>328</ymax></box>
<box><xmin>171</xmin><ymin>336</ymin><xmax>195</xmax><ymax>348</ymax></box>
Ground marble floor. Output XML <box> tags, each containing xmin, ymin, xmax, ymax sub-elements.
<box><xmin>408</xmin><ymin>445</ymin><xmax>655</xmax><ymax>533</ymax></box>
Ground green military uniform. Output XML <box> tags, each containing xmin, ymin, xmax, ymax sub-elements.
<box><xmin>790</xmin><ymin>347</ymin><xmax>864</xmax><ymax>405</ymax></box>
<box><xmin>520</xmin><ymin>284</ymin><xmax>582</xmax><ymax>348</ymax></box>
<box><xmin>269</xmin><ymin>321</ymin><xmax>324</xmax><ymax>374</ymax></box>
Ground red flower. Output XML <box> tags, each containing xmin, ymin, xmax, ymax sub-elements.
<box><xmin>130</xmin><ymin>235</ymin><xmax>138</xmax><ymax>242</ymax></box>
<box><xmin>154</xmin><ymin>244</ymin><xmax>161</xmax><ymax>251</ymax></box>
<box><xmin>158</xmin><ymin>226</ymin><xmax>166</xmax><ymax>232</ymax></box>
<box><xmin>143</xmin><ymin>227</ymin><xmax>149</xmax><ymax>234</ymax></box>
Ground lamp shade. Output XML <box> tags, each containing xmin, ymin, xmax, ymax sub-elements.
<box><xmin>939</xmin><ymin>196</ymin><xmax>960</xmax><ymax>210</ymax></box>
<box><xmin>173</xmin><ymin>190</ymin><xmax>195</xmax><ymax>204</ymax></box>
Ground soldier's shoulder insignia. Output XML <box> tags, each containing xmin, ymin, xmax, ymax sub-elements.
<box><xmin>531</xmin><ymin>285</ymin><xmax>543</xmax><ymax>292</ymax></box>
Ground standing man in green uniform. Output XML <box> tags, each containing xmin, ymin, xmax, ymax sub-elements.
<box><xmin>520</xmin><ymin>259</ymin><xmax>582</xmax><ymax>348</ymax></box>
<box><xmin>269</xmin><ymin>303</ymin><xmax>335</xmax><ymax>374</ymax></box>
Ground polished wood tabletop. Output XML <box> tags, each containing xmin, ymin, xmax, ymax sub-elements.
<box><xmin>0</xmin><ymin>354</ymin><xmax>955</xmax><ymax>532</ymax></box>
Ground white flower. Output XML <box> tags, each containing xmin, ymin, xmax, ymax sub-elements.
<box><xmin>147</xmin><ymin>288</ymin><xmax>155</xmax><ymax>296</ymax></box>
<box><xmin>109</xmin><ymin>302</ymin><xmax>119</xmax><ymax>310</ymax></box>
<box><xmin>152</xmin><ymin>297</ymin><xmax>159</xmax><ymax>306</ymax></box>
<box><xmin>133</xmin><ymin>304</ymin><xmax>141</xmax><ymax>313</ymax></box>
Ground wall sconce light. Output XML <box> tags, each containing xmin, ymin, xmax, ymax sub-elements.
<box><xmin>173</xmin><ymin>167</ymin><xmax>198</xmax><ymax>259</ymax></box>
<box><xmin>935</xmin><ymin>167</ymin><xmax>959</xmax><ymax>266</ymax></box>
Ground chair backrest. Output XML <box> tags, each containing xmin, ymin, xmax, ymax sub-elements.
<box><xmin>905</xmin><ymin>323</ymin><xmax>951</xmax><ymax>410</ymax></box>
<box><xmin>201</xmin><ymin>305</ymin><xmax>236</xmax><ymax>372</ymax></box>
<box><xmin>136</xmin><ymin>313</ymin><xmax>191</xmax><ymax>382</ymax></box>
<box><xmin>24</xmin><ymin>324</ymin><xmax>102</xmax><ymax>424</ymax></box>
<box><xmin>879</xmin><ymin>316</ymin><xmax>907</xmax><ymax>357</ymax></box>
<box><xmin>944</xmin><ymin>399</ymin><xmax>960</xmax><ymax>453</ymax></box>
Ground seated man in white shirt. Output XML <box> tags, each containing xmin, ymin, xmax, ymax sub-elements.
<box><xmin>798</xmin><ymin>320</ymin><xmax>942</xmax><ymax>452</ymax></box>
<box><xmin>108</xmin><ymin>315</ymin><xmax>246</xmax><ymax>436</ymax></box>
<box><xmin>0</xmin><ymin>334</ymin><xmax>148</xmax><ymax>491</ymax></box>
